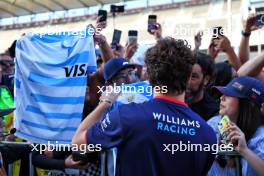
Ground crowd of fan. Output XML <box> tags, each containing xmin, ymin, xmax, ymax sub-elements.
<box><xmin>0</xmin><ymin>14</ymin><xmax>264</xmax><ymax>176</ymax></box>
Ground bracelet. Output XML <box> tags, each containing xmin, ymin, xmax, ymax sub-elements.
<box><xmin>241</xmin><ymin>31</ymin><xmax>251</xmax><ymax>37</ymax></box>
<box><xmin>99</xmin><ymin>99</ymin><xmax>112</xmax><ymax>105</ymax></box>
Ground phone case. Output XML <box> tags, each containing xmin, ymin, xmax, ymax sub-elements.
<box><xmin>218</xmin><ymin>115</ymin><xmax>231</xmax><ymax>144</ymax></box>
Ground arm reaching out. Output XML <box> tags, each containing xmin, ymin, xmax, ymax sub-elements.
<box><xmin>227</xmin><ymin>123</ymin><xmax>264</xmax><ymax>176</ymax></box>
<box><xmin>237</xmin><ymin>52</ymin><xmax>264</xmax><ymax>83</ymax></box>
<box><xmin>72</xmin><ymin>87</ymin><xmax>120</xmax><ymax>146</ymax></box>
<box><xmin>214</xmin><ymin>35</ymin><xmax>241</xmax><ymax>71</ymax></box>
<box><xmin>238</xmin><ymin>15</ymin><xmax>262</xmax><ymax>64</ymax></box>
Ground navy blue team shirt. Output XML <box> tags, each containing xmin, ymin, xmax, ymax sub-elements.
<box><xmin>86</xmin><ymin>96</ymin><xmax>217</xmax><ymax>176</ymax></box>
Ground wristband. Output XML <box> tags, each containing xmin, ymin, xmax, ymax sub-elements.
<box><xmin>99</xmin><ymin>99</ymin><xmax>112</xmax><ymax>105</ymax></box>
<box><xmin>241</xmin><ymin>31</ymin><xmax>251</xmax><ymax>37</ymax></box>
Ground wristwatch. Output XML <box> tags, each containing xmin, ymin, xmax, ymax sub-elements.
<box><xmin>241</xmin><ymin>31</ymin><xmax>251</xmax><ymax>37</ymax></box>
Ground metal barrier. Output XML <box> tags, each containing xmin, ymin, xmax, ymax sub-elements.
<box><xmin>0</xmin><ymin>141</ymin><xmax>33</xmax><ymax>176</ymax></box>
<box><xmin>217</xmin><ymin>150</ymin><xmax>242</xmax><ymax>176</ymax></box>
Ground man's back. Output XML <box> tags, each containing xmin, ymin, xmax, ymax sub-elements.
<box><xmin>87</xmin><ymin>96</ymin><xmax>216</xmax><ymax>176</ymax></box>
<box><xmin>74</xmin><ymin>38</ymin><xmax>217</xmax><ymax>176</ymax></box>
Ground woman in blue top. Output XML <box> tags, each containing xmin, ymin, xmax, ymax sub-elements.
<box><xmin>207</xmin><ymin>76</ymin><xmax>264</xmax><ymax>176</ymax></box>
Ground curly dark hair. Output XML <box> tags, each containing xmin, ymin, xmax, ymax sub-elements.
<box><xmin>145</xmin><ymin>37</ymin><xmax>195</xmax><ymax>94</ymax></box>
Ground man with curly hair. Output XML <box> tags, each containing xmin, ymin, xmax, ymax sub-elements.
<box><xmin>72</xmin><ymin>37</ymin><xmax>217</xmax><ymax>176</ymax></box>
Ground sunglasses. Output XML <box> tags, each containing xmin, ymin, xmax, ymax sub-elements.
<box><xmin>113</xmin><ymin>70</ymin><xmax>136</xmax><ymax>81</ymax></box>
<box><xmin>0</xmin><ymin>60</ymin><xmax>15</xmax><ymax>66</ymax></box>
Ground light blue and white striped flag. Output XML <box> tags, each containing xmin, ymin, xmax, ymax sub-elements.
<box><xmin>14</xmin><ymin>28</ymin><xmax>96</xmax><ymax>144</ymax></box>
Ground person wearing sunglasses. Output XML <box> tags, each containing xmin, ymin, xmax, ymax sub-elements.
<box><xmin>0</xmin><ymin>54</ymin><xmax>15</xmax><ymax>77</ymax></box>
<box><xmin>103</xmin><ymin>57</ymin><xmax>138</xmax><ymax>86</ymax></box>
<box><xmin>0</xmin><ymin>54</ymin><xmax>15</xmax><ymax>95</ymax></box>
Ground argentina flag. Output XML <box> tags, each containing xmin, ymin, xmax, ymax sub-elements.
<box><xmin>14</xmin><ymin>27</ymin><xmax>96</xmax><ymax>144</ymax></box>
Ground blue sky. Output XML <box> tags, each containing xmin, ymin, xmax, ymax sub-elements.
<box><xmin>0</xmin><ymin>0</ymin><xmax>187</xmax><ymax>25</ymax></box>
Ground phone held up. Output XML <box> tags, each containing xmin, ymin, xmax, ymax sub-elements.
<box><xmin>98</xmin><ymin>10</ymin><xmax>107</xmax><ymax>22</ymax></box>
<box><xmin>128</xmin><ymin>30</ymin><xmax>138</xmax><ymax>44</ymax></box>
<box><xmin>111</xmin><ymin>29</ymin><xmax>122</xmax><ymax>50</ymax></box>
<box><xmin>148</xmin><ymin>15</ymin><xmax>157</xmax><ymax>34</ymax></box>
<box><xmin>256</xmin><ymin>14</ymin><xmax>264</xmax><ymax>26</ymax></box>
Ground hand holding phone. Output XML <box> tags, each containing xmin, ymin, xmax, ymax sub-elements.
<box><xmin>111</xmin><ymin>29</ymin><xmax>122</xmax><ymax>50</ymax></box>
<box><xmin>98</xmin><ymin>10</ymin><xmax>107</xmax><ymax>22</ymax></box>
<box><xmin>194</xmin><ymin>31</ymin><xmax>203</xmax><ymax>49</ymax></box>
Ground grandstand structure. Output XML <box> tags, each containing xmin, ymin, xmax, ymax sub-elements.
<box><xmin>0</xmin><ymin>0</ymin><xmax>264</xmax><ymax>59</ymax></box>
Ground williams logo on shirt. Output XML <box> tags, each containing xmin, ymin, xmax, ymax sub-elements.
<box><xmin>153</xmin><ymin>112</ymin><xmax>200</xmax><ymax>136</ymax></box>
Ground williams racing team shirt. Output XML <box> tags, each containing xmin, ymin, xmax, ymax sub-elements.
<box><xmin>86</xmin><ymin>96</ymin><xmax>217</xmax><ymax>176</ymax></box>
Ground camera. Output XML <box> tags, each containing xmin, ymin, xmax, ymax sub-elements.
<box><xmin>110</xmin><ymin>5</ymin><xmax>124</xmax><ymax>13</ymax></box>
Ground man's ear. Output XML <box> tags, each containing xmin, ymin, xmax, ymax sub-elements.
<box><xmin>203</xmin><ymin>75</ymin><xmax>211</xmax><ymax>86</ymax></box>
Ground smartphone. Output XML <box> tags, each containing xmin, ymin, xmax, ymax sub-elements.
<box><xmin>212</xmin><ymin>26</ymin><xmax>223</xmax><ymax>39</ymax></box>
<box><xmin>128</xmin><ymin>30</ymin><xmax>138</xmax><ymax>44</ymax></box>
<box><xmin>218</xmin><ymin>115</ymin><xmax>231</xmax><ymax>144</ymax></box>
<box><xmin>256</xmin><ymin>14</ymin><xmax>264</xmax><ymax>26</ymax></box>
<box><xmin>98</xmin><ymin>10</ymin><xmax>107</xmax><ymax>22</ymax></box>
<box><xmin>111</xmin><ymin>29</ymin><xmax>122</xmax><ymax>49</ymax></box>
<box><xmin>148</xmin><ymin>15</ymin><xmax>157</xmax><ymax>33</ymax></box>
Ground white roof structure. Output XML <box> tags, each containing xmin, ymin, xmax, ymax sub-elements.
<box><xmin>0</xmin><ymin>0</ymin><xmax>129</xmax><ymax>18</ymax></box>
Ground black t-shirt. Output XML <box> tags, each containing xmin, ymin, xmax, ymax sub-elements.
<box><xmin>189</xmin><ymin>92</ymin><xmax>219</xmax><ymax>121</ymax></box>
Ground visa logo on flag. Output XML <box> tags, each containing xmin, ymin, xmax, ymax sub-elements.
<box><xmin>14</xmin><ymin>27</ymin><xmax>97</xmax><ymax>144</ymax></box>
<box><xmin>64</xmin><ymin>64</ymin><xmax>92</xmax><ymax>77</ymax></box>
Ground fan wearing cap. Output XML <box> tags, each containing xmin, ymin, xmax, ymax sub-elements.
<box><xmin>103</xmin><ymin>57</ymin><xmax>137</xmax><ymax>86</ymax></box>
<box><xmin>207</xmin><ymin>76</ymin><xmax>264</xmax><ymax>176</ymax></box>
